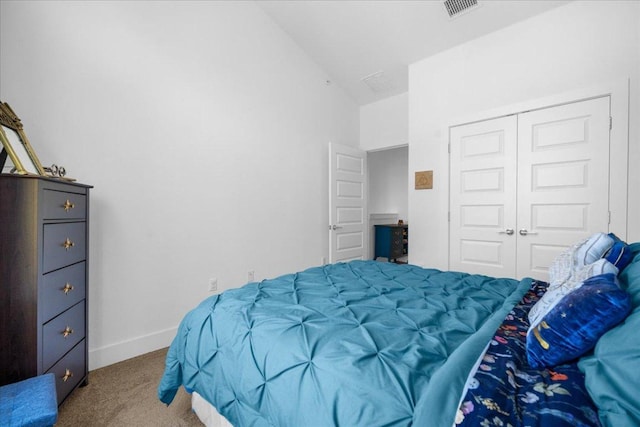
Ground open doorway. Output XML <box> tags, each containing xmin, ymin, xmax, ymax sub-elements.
<box><xmin>368</xmin><ymin>145</ymin><xmax>409</xmax><ymax>261</ymax></box>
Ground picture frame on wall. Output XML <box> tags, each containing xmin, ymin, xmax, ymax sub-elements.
<box><xmin>0</xmin><ymin>101</ymin><xmax>46</xmax><ymax>176</ymax></box>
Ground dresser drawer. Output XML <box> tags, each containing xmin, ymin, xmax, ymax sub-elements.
<box><xmin>42</xmin><ymin>262</ymin><xmax>86</xmax><ymax>323</ymax></box>
<box><xmin>43</xmin><ymin>190</ymin><xmax>87</xmax><ymax>220</ymax></box>
<box><xmin>43</xmin><ymin>222</ymin><xmax>86</xmax><ymax>273</ymax></box>
<box><xmin>42</xmin><ymin>301</ymin><xmax>85</xmax><ymax>372</ymax></box>
<box><xmin>46</xmin><ymin>339</ymin><xmax>86</xmax><ymax>405</ymax></box>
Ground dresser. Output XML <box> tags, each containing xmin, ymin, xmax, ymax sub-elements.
<box><xmin>0</xmin><ymin>175</ymin><xmax>91</xmax><ymax>405</ymax></box>
<box><xmin>374</xmin><ymin>224</ymin><xmax>408</xmax><ymax>262</ymax></box>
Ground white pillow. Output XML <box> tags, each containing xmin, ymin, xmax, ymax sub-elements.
<box><xmin>548</xmin><ymin>233</ymin><xmax>614</xmax><ymax>288</ymax></box>
<box><xmin>548</xmin><ymin>240</ymin><xmax>583</xmax><ymax>288</ymax></box>
<box><xmin>574</xmin><ymin>232</ymin><xmax>615</xmax><ymax>266</ymax></box>
<box><xmin>529</xmin><ymin>258</ymin><xmax>618</xmax><ymax>330</ymax></box>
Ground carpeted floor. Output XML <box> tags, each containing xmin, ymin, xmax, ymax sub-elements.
<box><xmin>56</xmin><ymin>347</ymin><xmax>202</xmax><ymax>426</ymax></box>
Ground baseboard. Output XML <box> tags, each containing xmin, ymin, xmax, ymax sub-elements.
<box><xmin>88</xmin><ymin>326</ymin><xmax>178</xmax><ymax>370</ymax></box>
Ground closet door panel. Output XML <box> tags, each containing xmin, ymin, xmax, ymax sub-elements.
<box><xmin>517</xmin><ymin>96</ymin><xmax>611</xmax><ymax>280</ymax></box>
<box><xmin>449</xmin><ymin>116</ymin><xmax>517</xmax><ymax>277</ymax></box>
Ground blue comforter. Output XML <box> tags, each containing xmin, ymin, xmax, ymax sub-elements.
<box><xmin>158</xmin><ymin>261</ymin><xmax>530</xmax><ymax>426</ymax></box>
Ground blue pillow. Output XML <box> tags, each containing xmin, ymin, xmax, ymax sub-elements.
<box><xmin>604</xmin><ymin>233</ymin><xmax>634</xmax><ymax>272</ymax></box>
<box><xmin>527</xmin><ymin>273</ymin><xmax>631</xmax><ymax>369</ymax></box>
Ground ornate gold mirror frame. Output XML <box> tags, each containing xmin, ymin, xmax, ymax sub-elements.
<box><xmin>0</xmin><ymin>101</ymin><xmax>46</xmax><ymax>176</ymax></box>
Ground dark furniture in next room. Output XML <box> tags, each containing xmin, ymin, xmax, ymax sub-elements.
<box><xmin>374</xmin><ymin>223</ymin><xmax>408</xmax><ymax>262</ymax></box>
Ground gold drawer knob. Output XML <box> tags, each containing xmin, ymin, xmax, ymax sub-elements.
<box><xmin>63</xmin><ymin>199</ymin><xmax>75</xmax><ymax>212</ymax></box>
<box><xmin>62</xmin><ymin>326</ymin><xmax>74</xmax><ymax>338</ymax></box>
<box><xmin>62</xmin><ymin>368</ymin><xmax>73</xmax><ymax>382</ymax></box>
<box><xmin>62</xmin><ymin>238</ymin><xmax>75</xmax><ymax>251</ymax></box>
<box><xmin>62</xmin><ymin>283</ymin><xmax>74</xmax><ymax>295</ymax></box>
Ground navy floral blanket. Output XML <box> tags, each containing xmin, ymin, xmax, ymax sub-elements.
<box><xmin>457</xmin><ymin>280</ymin><xmax>601</xmax><ymax>427</ymax></box>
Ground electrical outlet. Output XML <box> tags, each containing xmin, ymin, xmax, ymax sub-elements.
<box><xmin>209</xmin><ymin>277</ymin><xmax>218</xmax><ymax>292</ymax></box>
<box><xmin>248</xmin><ymin>270</ymin><xmax>255</xmax><ymax>282</ymax></box>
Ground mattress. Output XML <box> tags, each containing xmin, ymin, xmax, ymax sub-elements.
<box><xmin>191</xmin><ymin>391</ymin><xmax>232</xmax><ymax>427</ymax></box>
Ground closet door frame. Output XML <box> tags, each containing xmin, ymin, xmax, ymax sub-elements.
<box><xmin>446</xmin><ymin>78</ymin><xmax>629</xmax><ymax>274</ymax></box>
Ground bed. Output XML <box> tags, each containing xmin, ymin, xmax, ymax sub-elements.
<box><xmin>158</xmin><ymin>234</ymin><xmax>640</xmax><ymax>427</ymax></box>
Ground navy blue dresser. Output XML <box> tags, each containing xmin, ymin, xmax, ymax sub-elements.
<box><xmin>0</xmin><ymin>175</ymin><xmax>91</xmax><ymax>405</ymax></box>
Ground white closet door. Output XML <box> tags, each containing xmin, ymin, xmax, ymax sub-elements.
<box><xmin>516</xmin><ymin>96</ymin><xmax>611</xmax><ymax>280</ymax></box>
<box><xmin>449</xmin><ymin>116</ymin><xmax>518</xmax><ymax>277</ymax></box>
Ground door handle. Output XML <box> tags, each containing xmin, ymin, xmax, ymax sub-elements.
<box><xmin>498</xmin><ymin>228</ymin><xmax>514</xmax><ymax>235</ymax></box>
<box><xmin>329</xmin><ymin>225</ymin><xmax>343</xmax><ymax>230</ymax></box>
<box><xmin>519</xmin><ymin>229</ymin><xmax>538</xmax><ymax>236</ymax></box>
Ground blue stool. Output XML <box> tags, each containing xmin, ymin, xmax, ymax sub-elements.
<box><xmin>0</xmin><ymin>373</ymin><xmax>58</xmax><ymax>427</ymax></box>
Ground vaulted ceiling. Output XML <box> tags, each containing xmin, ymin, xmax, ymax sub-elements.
<box><xmin>258</xmin><ymin>1</ymin><xmax>571</xmax><ymax>105</ymax></box>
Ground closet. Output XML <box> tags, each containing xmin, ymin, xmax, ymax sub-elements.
<box><xmin>449</xmin><ymin>96</ymin><xmax>610</xmax><ymax>280</ymax></box>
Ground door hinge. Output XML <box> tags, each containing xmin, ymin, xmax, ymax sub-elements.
<box><xmin>448</xmin><ymin>143</ymin><xmax>451</xmax><ymax>154</ymax></box>
<box><xmin>448</xmin><ymin>212</ymin><xmax>450</xmax><ymax>222</ymax></box>
<box><xmin>609</xmin><ymin>116</ymin><xmax>612</xmax><ymax>130</ymax></box>
<box><xmin>608</xmin><ymin>211</ymin><xmax>611</xmax><ymax>225</ymax></box>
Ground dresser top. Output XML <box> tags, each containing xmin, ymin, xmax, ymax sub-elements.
<box><xmin>0</xmin><ymin>174</ymin><xmax>93</xmax><ymax>188</ymax></box>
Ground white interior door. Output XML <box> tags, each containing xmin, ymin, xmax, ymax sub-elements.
<box><xmin>516</xmin><ymin>96</ymin><xmax>611</xmax><ymax>279</ymax></box>
<box><xmin>329</xmin><ymin>143</ymin><xmax>367</xmax><ymax>263</ymax></box>
<box><xmin>449</xmin><ymin>116</ymin><xmax>518</xmax><ymax>277</ymax></box>
<box><xmin>449</xmin><ymin>96</ymin><xmax>611</xmax><ymax>280</ymax></box>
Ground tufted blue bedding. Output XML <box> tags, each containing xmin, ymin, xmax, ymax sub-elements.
<box><xmin>158</xmin><ymin>261</ymin><xmax>531</xmax><ymax>426</ymax></box>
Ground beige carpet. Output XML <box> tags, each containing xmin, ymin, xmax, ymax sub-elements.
<box><xmin>56</xmin><ymin>348</ymin><xmax>202</xmax><ymax>426</ymax></box>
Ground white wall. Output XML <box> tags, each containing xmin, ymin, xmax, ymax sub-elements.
<box><xmin>0</xmin><ymin>1</ymin><xmax>359</xmax><ymax>369</ymax></box>
<box><xmin>360</xmin><ymin>92</ymin><xmax>408</xmax><ymax>151</ymax></box>
<box><xmin>409</xmin><ymin>0</ymin><xmax>640</xmax><ymax>269</ymax></box>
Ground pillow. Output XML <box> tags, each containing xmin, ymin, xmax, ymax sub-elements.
<box><xmin>620</xmin><ymin>242</ymin><xmax>640</xmax><ymax>303</ymax></box>
<box><xmin>528</xmin><ymin>258</ymin><xmax>618</xmax><ymax>328</ymax></box>
<box><xmin>604</xmin><ymin>233</ymin><xmax>634</xmax><ymax>272</ymax></box>
<box><xmin>527</xmin><ymin>273</ymin><xmax>631</xmax><ymax>369</ymax></box>
<box><xmin>548</xmin><ymin>232</ymin><xmax>614</xmax><ymax>288</ymax></box>
<box><xmin>579</xmin><ymin>243</ymin><xmax>640</xmax><ymax>427</ymax></box>
<box><xmin>574</xmin><ymin>232</ymin><xmax>615</xmax><ymax>266</ymax></box>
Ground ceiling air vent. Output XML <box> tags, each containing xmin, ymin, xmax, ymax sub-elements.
<box><xmin>444</xmin><ymin>0</ymin><xmax>480</xmax><ymax>19</ymax></box>
<box><xmin>361</xmin><ymin>71</ymin><xmax>394</xmax><ymax>94</ymax></box>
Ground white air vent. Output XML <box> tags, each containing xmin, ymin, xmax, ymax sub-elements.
<box><xmin>361</xmin><ymin>71</ymin><xmax>394</xmax><ymax>94</ymax></box>
<box><xmin>444</xmin><ymin>0</ymin><xmax>480</xmax><ymax>19</ymax></box>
